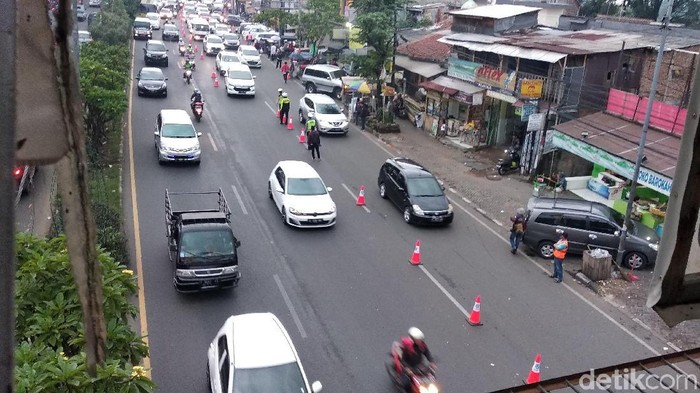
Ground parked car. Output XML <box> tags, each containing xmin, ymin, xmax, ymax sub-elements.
<box><xmin>207</xmin><ymin>313</ymin><xmax>323</xmax><ymax>393</ymax></box>
<box><xmin>146</xmin><ymin>12</ymin><xmax>161</xmax><ymax>30</ymax></box>
<box><xmin>203</xmin><ymin>34</ymin><xmax>224</xmax><ymax>55</ymax></box>
<box><xmin>136</xmin><ymin>67</ymin><xmax>168</xmax><ymax>97</ymax></box>
<box><xmin>87</xmin><ymin>11</ymin><xmax>99</xmax><ymax>26</ymax></box>
<box><xmin>377</xmin><ymin>157</ymin><xmax>454</xmax><ymax>225</ymax></box>
<box><xmin>224</xmin><ymin>63</ymin><xmax>255</xmax><ymax>97</ymax></box>
<box><xmin>298</xmin><ymin>94</ymin><xmax>348</xmax><ymax>135</ymax></box>
<box><xmin>78</xmin><ymin>30</ymin><xmax>93</xmax><ymax>45</ymax></box>
<box><xmin>214</xmin><ymin>23</ymin><xmax>229</xmax><ymax>36</ymax></box>
<box><xmin>88</xmin><ymin>0</ymin><xmax>101</xmax><ymax>7</ymax></box>
<box><xmin>522</xmin><ymin>197</ymin><xmax>659</xmax><ymax>269</ymax></box>
<box><xmin>161</xmin><ymin>23</ymin><xmax>179</xmax><ymax>41</ymax></box>
<box><xmin>237</xmin><ymin>44</ymin><xmax>261</xmax><ymax>68</ymax></box>
<box><xmin>154</xmin><ymin>109</ymin><xmax>201</xmax><ymax>164</ymax></box>
<box><xmin>133</xmin><ymin>17</ymin><xmax>153</xmax><ymax>40</ymax></box>
<box><xmin>76</xmin><ymin>5</ymin><xmax>86</xmax><ymax>21</ymax></box>
<box><xmin>221</xmin><ymin>32</ymin><xmax>239</xmax><ymax>50</ymax></box>
<box><xmin>300</xmin><ymin>64</ymin><xmax>345</xmax><ymax>99</ymax></box>
<box><xmin>215</xmin><ymin>50</ymin><xmax>242</xmax><ymax>75</ymax></box>
<box><xmin>268</xmin><ymin>160</ymin><xmax>336</xmax><ymax>228</ymax></box>
<box><xmin>143</xmin><ymin>39</ymin><xmax>168</xmax><ymax>66</ymax></box>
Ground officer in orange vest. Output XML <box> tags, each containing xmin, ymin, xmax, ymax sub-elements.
<box><xmin>551</xmin><ymin>232</ymin><xmax>568</xmax><ymax>283</ymax></box>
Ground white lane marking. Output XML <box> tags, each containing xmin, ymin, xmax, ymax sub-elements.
<box><xmin>633</xmin><ymin>317</ymin><xmax>651</xmax><ymax>331</ymax></box>
<box><xmin>206</xmin><ymin>133</ymin><xmax>218</xmax><ymax>151</ymax></box>
<box><xmin>358</xmin><ymin>131</ymin><xmax>394</xmax><ymax>156</ymax></box>
<box><xmin>273</xmin><ymin>274</ymin><xmax>308</xmax><ymax>338</ymax></box>
<box><xmin>230</xmin><ymin>185</ymin><xmax>248</xmax><ymax>215</ymax></box>
<box><xmin>264</xmin><ymin>101</ymin><xmax>277</xmax><ymax>115</ymax></box>
<box><xmin>418</xmin><ymin>265</ymin><xmax>471</xmax><ymax>318</ymax></box>
<box><xmin>341</xmin><ymin>183</ymin><xmax>370</xmax><ymax>213</ymax></box>
<box><xmin>446</xmin><ymin>195</ymin><xmax>662</xmax><ymax>356</ymax></box>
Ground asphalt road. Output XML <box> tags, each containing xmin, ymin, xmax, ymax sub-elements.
<box><xmin>126</xmin><ymin>23</ymin><xmax>670</xmax><ymax>393</ymax></box>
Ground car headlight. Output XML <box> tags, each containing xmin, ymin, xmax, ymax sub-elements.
<box><xmin>330</xmin><ymin>204</ymin><xmax>336</xmax><ymax>213</ymax></box>
<box><xmin>649</xmin><ymin>243</ymin><xmax>659</xmax><ymax>251</ymax></box>
<box><xmin>412</xmin><ymin>204</ymin><xmax>424</xmax><ymax>215</ymax></box>
<box><xmin>447</xmin><ymin>204</ymin><xmax>453</xmax><ymax>214</ymax></box>
<box><xmin>221</xmin><ymin>265</ymin><xmax>238</xmax><ymax>275</ymax></box>
<box><xmin>288</xmin><ymin>206</ymin><xmax>299</xmax><ymax>214</ymax></box>
<box><xmin>175</xmin><ymin>269</ymin><xmax>195</xmax><ymax>277</ymax></box>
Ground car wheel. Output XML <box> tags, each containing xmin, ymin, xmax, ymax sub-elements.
<box><xmin>164</xmin><ymin>60</ymin><xmax>168</xmax><ymax>67</ymax></box>
<box><xmin>403</xmin><ymin>207</ymin><xmax>413</xmax><ymax>224</ymax></box>
<box><xmin>137</xmin><ymin>90</ymin><xmax>142</xmax><ymax>97</ymax></box>
<box><xmin>623</xmin><ymin>251</ymin><xmax>648</xmax><ymax>269</ymax></box>
<box><xmin>305</xmin><ymin>83</ymin><xmax>316</xmax><ymax>93</ymax></box>
<box><xmin>333</xmin><ymin>87</ymin><xmax>342</xmax><ymax>100</ymax></box>
<box><xmin>268</xmin><ymin>182</ymin><xmax>273</xmax><ymax>199</ymax></box>
<box><xmin>298</xmin><ymin>110</ymin><xmax>306</xmax><ymax>124</ymax></box>
<box><xmin>537</xmin><ymin>241</ymin><xmax>555</xmax><ymax>259</ymax></box>
<box><xmin>379</xmin><ymin>182</ymin><xmax>387</xmax><ymax>199</ymax></box>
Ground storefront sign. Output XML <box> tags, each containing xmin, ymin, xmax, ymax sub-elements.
<box><xmin>527</xmin><ymin>113</ymin><xmax>544</xmax><ymax>131</ymax></box>
<box><xmin>447</xmin><ymin>58</ymin><xmax>480</xmax><ymax>82</ymax></box>
<box><xmin>552</xmin><ymin>131</ymin><xmax>674</xmax><ymax>195</ymax></box>
<box><xmin>521</xmin><ymin>103</ymin><xmax>537</xmax><ymax>122</ymax></box>
<box><xmin>454</xmin><ymin>91</ymin><xmax>473</xmax><ymax>105</ymax></box>
<box><xmin>475</xmin><ymin>66</ymin><xmax>516</xmax><ymax>91</ymax></box>
<box><xmin>472</xmin><ymin>93</ymin><xmax>483</xmax><ymax>105</ymax></box>
<box><xmin>520</xmin><ymin>79</ymin><xmax>544</xmax><ymax>99</ymax></box>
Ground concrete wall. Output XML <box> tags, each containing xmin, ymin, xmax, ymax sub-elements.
<box><xmin>537</xmin><ymin>7</ymin><xmax>565</xmax><ymax>27</ymax></box>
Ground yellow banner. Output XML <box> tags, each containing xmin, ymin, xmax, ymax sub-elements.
<box><xmin>520</xmin><ymin>79</ymin><xmax>544</xmax><ymax>99</ymax></box>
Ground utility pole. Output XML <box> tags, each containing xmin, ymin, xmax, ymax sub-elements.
<box><xmin>0</xmin><ymin>0</ymin><xmax>17</xmax><ymax>390</ymax></box>
<box><xmin>616</xmin><ymin>0</ymin><xmax>674</xmax><ymax>268</ymax></box>
<box><xmin>390</xmin><ymin>6</ymin><xmax>397</xmax><ymax>86</ymax></box>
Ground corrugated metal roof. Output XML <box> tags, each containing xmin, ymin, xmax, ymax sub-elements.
<box><xmin>433</xmin><ymin>75</ymin><xmax>484</xmax><ymax>94</ymax></box>
<box><xmin>439</xmin><ymin>36</ymin><xmax>568</xmax><ymax>63</ymax></box>
<box><xmin>395</xmin><ymin>55</ymin><xmax>446</xmax><ymax>78</ymax></box>
<box><xmin>441</xmin><ymin>32</ymin><xmax>510</xmax><ymax>44</ymax></box>
<box><xmin>449</xmin><ymin>4</ymin><xmax>541</xmax><ymax>19</ymax></box>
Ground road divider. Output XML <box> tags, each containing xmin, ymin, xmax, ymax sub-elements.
<box><xmin>273</xmin><ymin>274</ymin><xmax>307</xmax><ymax>338</ymax></box>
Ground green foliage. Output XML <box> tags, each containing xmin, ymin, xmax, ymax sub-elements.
<box><xmin>253</xmin><ymin>9</ymin><xmax>297</xmax><ymax>30</ymax></box>
<box><xmin>297</xmin><ymin>0</ymin><xmax>344</xmax><ymax>48</ymax></box>
<box><xmin>89</xmin><ymin>0</ymin><xmax>133</xmax><ymax>45</ymax></box>
<box><xmin>14</xmin><ymin>233</ymin><xmax>153</xmax><ymax>392</ymax></box>
<box><xmin>618</xmin><ymin>0</ymin><xmax>699</xmax><ymax>26</ymax></box>
<box><xmin>580</xmin><ymin>0</ymin><xmax>620</xmax><ymax>16</ymax></box>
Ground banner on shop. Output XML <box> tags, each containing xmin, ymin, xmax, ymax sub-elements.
<box><xmin>552</xmin><ymin>132</ymin><xmax>673</xmax><ymax>195</ymax></box>
<box><xmin>447</xmin><ymin>57</ymin><xmax>480</xmax><ymax>82</ymax></box>
<box><xmin>520</xmin><ymin>79</ymin><xmax>544</xmax><ymax>99</ymax></box>
<box><xmin>475</xmin><ymin>66</ymin><xmax>516</xmax><ymax>91</ymax></box>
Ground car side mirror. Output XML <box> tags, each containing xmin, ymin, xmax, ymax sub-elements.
<box><xmin>253</xmin><ymin>75</ymin><xmax>257</xmax><ymax>79</ymax></box>
<box><xmin>311</xmin><ymin>381</ymin><xmax>322</xmax><ymax>393</ymax></box>
<box><xmin>164</xmin><ymin>77</ymin><xmax>168</xmax><ymax>80</ymax></box>
<box><xmin>197</xmin><ymin>132</ymin><xmax>203</xmax><ymax>137</ymax></box>
<box><xmin>136</xmin><ymin>75</ymin><xmax>140</xmax><ymax>80</ymax></box>
<box><xmin>326</xmin><ymin>187</ymin><xmax>333</xmax><ymax>192</ymax></box>
<box><xmin>234</xmin><ymin>239</ymin><xmax>241</xmax><ymax>247</ymax></box>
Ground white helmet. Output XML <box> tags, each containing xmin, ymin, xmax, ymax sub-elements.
<box><xmin>278</xmin><ymin>88</ymin><xmax>283</xmax><ymax>93</ymax></box>
<box><xmin>408</xmin><ymin>327</ymin><xmax>424</xmax><ymax>341</ymax></box>
<box><xmin>282</xmin><ymin>92</ymin><xmax>288</xmax><ymax>97</ymax></box>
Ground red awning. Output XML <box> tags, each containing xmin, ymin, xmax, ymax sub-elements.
<box><xmin>420</xmin><ymin>80</ymin><xmax>458</xmax><ymax>96</ymax></box>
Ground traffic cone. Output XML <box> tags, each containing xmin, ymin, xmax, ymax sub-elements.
<box><xmin>287</xmin><ymin>117</ymin><xmax>294</xmax><ymax>130</ymax></box>
<box><xmin>189</xmin><ymin>35</ymin><xmax>193</xmax><ymax>43</ymax></box>
<box><xmin>276</xmin><ymin>110</ymin><xmax>280</xmax><ymax>118</ymax></box>
<box><xmin>194</xmin><ymin>45</ymin><xmax>198</xmax><ymax>52</ymax></box>
<box><xmin>213</xmin><ymin>77</ymin><xmax>219</xmax><ymax>88</ymax></box>
<box><xmin>199</xmin><ymin>53</ymin><xmax>204</xmax><ymax>60</ymax></box>
<box><xmin>298</xmin><ymin>128</ymin><xmax>306</xmax><ymax>143</ymax></box>
<box><xmin>356</xmin><ymin>185</ymin><xmax>366</xmax><ymax>206</ymax></box>
<box><xmin>525</xmin><ymin>354</ymin><xmax>542</xmax><ymax>384</ymax></box>
<box><xmin>466</xmin><ymin>295</ymin><xmax>483</xmax><ymax>326</ymax></box>
<box><xmin>211</xmin><ymin>71</ymin><xmax>216</xmax><ymax>78</ymax></box>
<box><xmin>409</xmin><ymin>240</ymin><xmax>421</xmax><ymax>265</ymax></box>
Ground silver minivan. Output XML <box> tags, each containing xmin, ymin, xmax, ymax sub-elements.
<box><xmin>300</xmin><ymin>64</ymin><xmax>345</xmax><ymax>100</ymax></box>
<box><xmin>154</xmin><ymin>109</ymin><xmax>202</xmax><ymax>164</ymax></box>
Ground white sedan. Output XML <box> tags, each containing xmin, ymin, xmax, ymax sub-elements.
<box><xmin>146</xmin><ymin>12</ymin><xmax>161</xmax><ymax>30</ymax></box>
<box><xmin>216</xmin><ymin>51</ymin><xmax>242</xmax><ymax>75</ymax></box>
<box><xmin>268</xmin><ymin>161</ymin><xmax>336</xmax><ymax>228</ymax></box>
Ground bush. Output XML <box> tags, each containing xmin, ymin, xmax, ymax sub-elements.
<box><xmin>14</xmin><ymin>233</ymin><xmax>153</xmax><ymax>392</ymax></box>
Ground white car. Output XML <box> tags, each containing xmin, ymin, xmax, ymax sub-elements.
<box><xmin>215</xmin><ymin>51</ymin><xmax>242</xmax><ymax>75</ymax></box>
<box><xmin>238</xmin><ymin>45</ymin><xmax>261</xmax><ymax>68</ymax></box>
<box><xmin>225</xmin><ymin>63</ymin><xmax>256</xmax><ymax>97</ymax></box>
<box><xmin>207</xmin><ymin>313</ymin><xmax>323</xmax><ymax>393</ymax></box>
<box><xmin>78</xmin><ymin>30</ymin><xmax>93</xmax><ymax>45</ymax></box>
<box><xmin>211</xmin><ymin>11</ymin><xmax>224</xmax><ymax>23</ymax></box>
<box><xmin>268</xmin><ymin>161</ymin><xmax>336</xmax><ymax>228</ymax></box>
<box><xmin>146</xmin><ymin>12</ymin><xmax>161</xmax><ymax>30</ymax></box>
<box><xmin>203</xmin><ymin>34</ymin><xmax>224</xmax><ymax>55</ymax></box>
<box><xmin>298</xmin><ymin>94</ymin><xmax>349</xmax><ymax>135</ymax></box>
<box><xmin>154</xmin><ymin>109</ymin><xmax>202</xmax><ymax>164</ymax></box>
<box><xmin>214</xmin><ymin>23</ymin><xmax>229</xmax><ymax>36</ymax></box>
<box><xmin>159</xmin><ymin>6</ymin><xmax>173</xmax><ymax>19</ymax></box>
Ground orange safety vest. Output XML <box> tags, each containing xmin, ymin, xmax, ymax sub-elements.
<box><xmin>553</xmin><ymin>239</ymin><xmax>568</xmax><ymax>259</ymax></box>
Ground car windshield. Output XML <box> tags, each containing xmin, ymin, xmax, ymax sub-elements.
<box><xmin>287</xmin><ymin>178</ymin><xmax>327</xmax><ymax>196</ymax></box>
<box><xmin>223</xmin><ymin>34</ymin><xmax>238</xmax><ymax>41</ymax></box>
<box><xmin>139</xmin><ymin>69</ymin><xmax>163</xmax><ymax>80</ymax></box>
<box><xmin>207</xmin><ymin>36</ymin><xmax>222</xmax><ymax>43</ymax></box>
<box><xmin>315</xmin><ymin>103</ymin><xmax>341</xmax><ymax>115</ymax></box>
<box><xmin>193</xmin><ymin>24</ymin><xmax>208</xmax><ymax>31</ymax></box>
<box><xmin>222</xmin><ymin>54</ymin><xmax>239</xmax><ymax>62</ymax></box>
<box><xmin>147</xmin><ymin>13</ymin><xmax>159</xmax><ymax>20</ymax></box>
<box><xmin>406</xmin><ymin>177</ymin><xmax>443</xmax><ymax>197</ymax></box>
<box><xmin>180</xmin><ymin>230</ymin><xmax>235</xmax><ymax>258</ymax></box>
<box><xmin>242</xmin><ymin>49</ymin><xmax>258</xmax><ymax>56</ymax></box>
<box><xmin>147</xmin><ymin>42</ymin><xmax>166</xmax><ymax>51</ymax></box>
<box><xmin>232</xmin><ymin>363</ymin><xmax>307</xmax><ymax>393</ymax></box>
<box><xmin>134</xmin><ymin>21</ymin><xmax>151</xmax><ymax>28</ymax></box>
<box><xmin>163</xmin><ymin>25</ymin><xmax>177</xmax><ymax>32</ymax></box>
<box><xmin>228</xmin><ymin>70</ymin><xmax>252</xmax><ymax>80</ymax></box>
<box><xmin>330</xmin><ymin>70</ymin><xmax>345</xmax><ymax>79</ymax></box>
<box><xmin>162</xmin><ymin>124</ymin><xmax>196</xmax><ymax>138</ymax></box>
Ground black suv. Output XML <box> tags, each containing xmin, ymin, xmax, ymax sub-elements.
<box><xmin>377</xmin><ymin>158</ymin><xmax>454</xmax><ymax>225</ymax></box>
<box><xmin>143</xmin><ymin>40</ymin><xmax>168</xmax><ymax>67</ymax></box>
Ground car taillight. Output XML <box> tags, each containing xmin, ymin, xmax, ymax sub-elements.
<box><xmin>13</xmin><ymin>167</ymin><xmax>22</xmax><ymax>176</ymax></box>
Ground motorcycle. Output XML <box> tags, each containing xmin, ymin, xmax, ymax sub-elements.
<box><xmin>184</xmin><ymin>54</ymin><xmax>196</xmax><ymax>70</ymax></box>
<box><xmin>393</xmin><ymin>104</ymin><xmax>408</xmax><ymax>120</ymax></box>
<box><xmin>497</xmin><ymin>148</ymin><xmax>521</xmax><ymax>176</ymax></box>
<box><xmin>178</xmin><ymin>42</ymin><xmax>186</xmax><ymax>56</ymax></box>
<box><xmin>385</xmin><ymin>341</ymin><xmax>439</xmax><ymax>393</ymax></box>
<box><xmin>192</xmin><ymin>101</ymin><xmax>204</xmax><ymax>122</ymax></box>
<box><xmin>183</xmin><ymin>69</ymin><xmax>192</xmax><ymax>84</ymax></box>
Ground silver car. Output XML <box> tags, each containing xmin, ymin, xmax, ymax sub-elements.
<box><xmin>298</xmin><ymin>94</ymin><xmax>349</xmax><ymax>135</ymax></box>
<box><xmin>300</xmin><ymin>64</ymin><xmax>345</xmax><ymax>100</ymax></box>
<box><xmin>154</xmin><ymin>109</ymin><xmax>202</xmax><ymax>164</ymax></box>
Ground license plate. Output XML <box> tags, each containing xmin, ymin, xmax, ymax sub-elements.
<box><xmin>431</xmin><ymin>216</ymin><xmax>443</xmax><ymax>222</ymax></box>
<box><xmin>308</xmin><ymin>219</ymin><xmax>323</xmax><ymax>224</ymax></box>
<box><xmin>202</xmin><ymin>280</ymin><xmax>216</xmax><ymax>287</ymax></box>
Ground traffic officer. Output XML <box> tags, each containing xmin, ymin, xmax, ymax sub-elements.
<box><xmin>305</xmin><ymin>111</ymin><xmax>317</xmax><ymax>134</ymax></box>
<box><xmin>277</xmin><ymin>88</ymin><xmax>284</xmax><ymax>117</ymax></box>
<box><xmin>279</xmin><ymin>92</ymin><xmax>291</xmax><ymax>125</ymax></box>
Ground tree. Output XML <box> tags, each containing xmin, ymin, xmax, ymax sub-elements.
<box><xmin>624</xmin><ymin>0</ymin><xmax>700</xmax><ymax>27</ymax></box>
<box><xmin>580</xmin><ymin>0</ymin><xmax>621</xmax><ymax>17</ymax></box>
<box><xmin>297</xmin><ymin>0</ymin><xmax>344</xmax><ymax>53</ymax></box>
<box><xmin>88</xmin><ymin>0</ymin><xmax>132</xmax><ymax>45</ymax></box>
<box><xmin>253</xmin><ymin>9</ymin><xmax>298</xmax><ymax>32</ymax></box>
<box><xmin>14</xmin><ymin>233</ymin><xmax>153</xmax><ymax>392</ymax></box>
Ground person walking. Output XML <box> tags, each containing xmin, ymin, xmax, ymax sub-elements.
<box><xmin>280</xmin><ymin>61</ymin><xmax>290</xmax><ymax>84</ymax></box>
<box><xmin>551</xmin><ymin>232</ymin><xmax>569</xmax><ymax>283</ymax></box>
<box><xmin>276</xmin><ymin>50</ymin><xmax>283</xmax><ymax>68</ymax></box>
<box><xmin>509</xmin><ymin>208</ymin><xmax>526</xmax><ymax>254</ymax></box>
<box><xmin>307</xmin><ymin>125</ymin><xmax>321</xmax><ymax>160</ymax></box>
<box><xmin>269</xmin><ymin>43</ymin><xmax>277</xmax><ymax>60</ymax></box>
<box><xmin>358</xmin><ymin>99</ymin><xmax>369</xmax><ymax>131</ymax></box>
<box><xmin>279</xmin><ymin>92</ymin><xmax>291</xmax><ymax>125</ymax></box>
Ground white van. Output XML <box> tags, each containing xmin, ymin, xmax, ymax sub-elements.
<box><xmin>225</xmin><ymin>63</ymin><xmax>256</xmax><ymax>97</ymax></box>
<box><xmin>189</xmin><ymin>18</ymin><xmax>210</xmax><ymax>41</ymax></box>
<box><xmin>154</xmin><ymin>109</ymin><xmax>202</xmax><ymax>164</ymax></box>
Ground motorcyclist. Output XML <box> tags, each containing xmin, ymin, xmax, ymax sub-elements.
<box><xmin>183</xmin><ymin>59</ymin><xmax>194</xmax><ymax>79</ymax></box>
<box><xmin>186</xmin><ymin>43</ymin><xmax>194</xmax><ymax>54</ymax></box>
<box><xmin>190</xmin><ymin>88</ymin><xmax>203</xmax><ymax>111</ymax></box>
<box><xmin>399</xmin><ymin>327</ymin><xmax>436</xmax><ymax>391</ymax></box>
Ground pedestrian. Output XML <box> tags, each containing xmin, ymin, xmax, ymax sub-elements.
<box><xmin>276</xmin><ymin>51</ymin><xmax>283</xmax><ymax>68</ymax></box>
<box><xmin>509</xmin><ymin>208</ymin><xmax>526</xmax><ymax>254</ymax></box>
<box><xmin>279</xmin><ymin>92</ymin><xmax>291</xmax><ymax>125</ymax></box>
<box><xmin>358</xmin><ymin>99</ymin><xmax>370</xmax><ymax>131</ymax></box>
<box><xmin>280</xmin><ymin>61</ymin><xmax>290</xmax><ymax>84</ymax></box>
<box><xmin>269</xmin><ymin>43</ymin><xmax>277</xmax><ymax>60</ymax></box>
<box><xmin>551</xmin><ymin>232</ymin><xmax>569</xmax><ymax>283</ymax></box>
<box><xmin>307</xmin><ymin>126</ymin><xmax>321</xmax><ymax>160</ymax></box>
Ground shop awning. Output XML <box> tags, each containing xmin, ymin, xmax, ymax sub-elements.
<box><xmin>487</xmin><ymin>89</ymin><xmax>518</xmax><ymax>104</ymax></box>
<box><xmin>420</xmin><ymin>76</ymin><xmax>483</xmax><ymax>96</ymax></box>
<box><xmin>420</xmin><ymin>80</ymin><xmax>458</xmax><ymax>95</ymax></box>
<box><xmin>552</xmin><ymin>111</ymin><xmax>679</xmax><ymax>195</ymax></box>
<box><xmin>394</xmin><ymin>55</ymin><xmax>446</xmax><ymax>78</ymax></box>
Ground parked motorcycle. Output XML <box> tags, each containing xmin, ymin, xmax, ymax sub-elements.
<box><xmin>192</xmin><ymin>101</ymin><xmax>204</xmax><ymax>122</ymax></box>
<box><xmin>393</xmin><ymin>104</ymin><xmax>408</xmax><ymax>120</ymax></box>
<box><xmin>497</xmin><ymin>148</ymin><xmax>521</xmax><ymax>176</ymax></box>
<box><xmin>385</xmin><ymin>341</ymin><xmax>439</xmax><ymax>393</ymax></box>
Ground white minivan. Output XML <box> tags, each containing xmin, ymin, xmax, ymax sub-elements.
<box><xmin>189</xmin><ymin>18</ymin><xmax>210</xmax><ymax>41</ymax></box>
<box><xmin>154</xmin><ymin>109</ymin><xmax>202</xmax><ymax>164</ymax></box>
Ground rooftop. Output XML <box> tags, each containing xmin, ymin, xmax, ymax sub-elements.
<box><xmin>396</xmin><ymin>30</ymin><xmax>452</xmax><ymax>62</ymax></box>
<box><xmin>449</xmin><ymin>4</ymin><xmax>541</xmax><ymax>19</ymax></box>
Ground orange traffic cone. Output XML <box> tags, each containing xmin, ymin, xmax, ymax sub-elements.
<box><xmin>298</xmin><ymin>128</ymin><xmax>306</xmax><ymax>143</ymax></box>
<box><xmin>356</xmin><ymin>185</ymin><xmax>366</xmax><ymax>206</ymax></box>
<box><xmin>194</xmin><ymin>45</ymin><xmax>198</xmax><ymax>52</ymax></box>
<box><xmin>276</xmin><ymin>110</ymin><xmax>280</xmax><ymax>118</ymax></box>
<box><xmin>466</xmin><ymin>295</ymin><xmax>483</xmax><ymax>326</ymax></box>
<box><xmin>409</xmin><ymin>240</ymin><xmax>421</xmax><ymax>265</ymax></box>
<box><xmin>287</xmin><ymin>117</ymin><xmax>294</xmax><ymax>130</ymax></box>
<box><xmin>213</xmin><ymin>77</ymin><xmax>219</xmax><ymax>88</ymax></box>
<box><xmin>525</xmin><ymin>354</ymin><xmax>542</xmax><ymax>384</ymax></box>
<box><xmin>189</xmin><ymin>35</ymin><xmax>193</xmax><ymax>43</ymax></box>
<box><xmin>211</xmin><ymin>71</ymin><xmax>216</xmax><ymax>78</ymax></box>
<box><xmin>199</xmin><ymin>53</ymin><xmax>204</xmax><ymax>60</ymax></box>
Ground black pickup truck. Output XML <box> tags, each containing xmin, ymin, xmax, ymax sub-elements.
<box><xmin>165</xmin><ymin>188</ymin><xmax>241</xmax><ymax>293</ymax></box>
